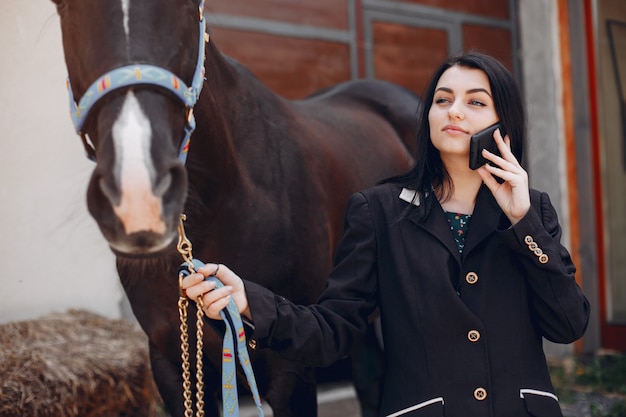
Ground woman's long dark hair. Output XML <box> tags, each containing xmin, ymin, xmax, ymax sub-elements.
<box><xmin>383</xmin><ymin>52</ymin><xmax>527</xmax><ymax>222</ymax></box>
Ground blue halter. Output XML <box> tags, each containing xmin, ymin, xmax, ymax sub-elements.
<box><xmin>65</xmin><ymin>3</ymin><xmax>207</xmax><ymax>165</ymax></box>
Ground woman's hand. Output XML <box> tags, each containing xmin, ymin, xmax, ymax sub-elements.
<box><xmin>181</xmin><ymin>263</ymin><xmax>251</xmax><ymax>321</ymax></box>
<box><xmin>476</xmin><ymin>128</ymin><xmax>530</xmax><ymax>225</ymax></box>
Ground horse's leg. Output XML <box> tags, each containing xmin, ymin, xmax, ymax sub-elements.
<box><xmin>351</xmin><ymin>318</ymin><xmax>385</xmax><ymax>417</ymax></box>
<box><xmin>264</xmin><ymin>358</ymin><xmax>318</xmax><ymax>417</ymax></box>
<box><xmin>148</xmin><ymin>342</ymin><xmax>220</xmax><ymax>417</ymax></box>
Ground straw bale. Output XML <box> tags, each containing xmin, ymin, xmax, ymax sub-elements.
<box><xmin>0</xmin><ymin>310</ymin><xmax>163</xmax><ymax>417</ymax></box>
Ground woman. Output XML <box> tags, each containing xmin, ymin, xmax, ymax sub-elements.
<box><xmin>182</xmin><ymin>52</ymin><xmax>590</xmax><ymax>417</ymax></box>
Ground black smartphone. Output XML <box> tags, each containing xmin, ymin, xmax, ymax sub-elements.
<box><xmin>469</xmin><ymin>122</ymin><xmax>506</xmax><ymax>170</ymax></box>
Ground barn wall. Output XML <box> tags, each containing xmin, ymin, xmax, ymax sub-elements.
<box><xmin>207</xmin><ymin>0</ymin><xmax>518</xmax><ymax>99</ymax></box>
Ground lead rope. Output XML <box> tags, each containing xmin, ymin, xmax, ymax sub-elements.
<box><xmin>177</xmin><ymin>215</ymin><xmax>265</xmax><ymax>417</ymax></box>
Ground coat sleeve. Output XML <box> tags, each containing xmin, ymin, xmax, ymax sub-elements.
<box><xmin>499</xmin><ymin>190</ymin><xmax>590</xmax><ymax>343</ymax></box>
<box><xmin>243</xmin><ymin>192</ymin><xmax>379</xmax><ymax>367</ymax></box>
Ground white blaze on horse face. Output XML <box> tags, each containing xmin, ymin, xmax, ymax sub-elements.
<box><xmin>121</xmin><ymin>0</ymin><xmax>130</xmax><ymax>42</ymax></box>
<box><xmin>111</xmin><ymin>91</ymin><xmax>166</xmax><ymax>235</ymax></box>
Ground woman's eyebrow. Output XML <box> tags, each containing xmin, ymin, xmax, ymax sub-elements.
<box><xmin>467</xmin><ymin>88</ymin><xmax>492</xmax><ymax>97</ymax></box>
<box><xmin>434</xmin><ymin>87</ymin><xmax>492</xmax><ymax>97</ymax></box>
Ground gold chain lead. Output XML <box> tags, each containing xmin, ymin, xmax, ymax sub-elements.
<box><xmin>178</xmin><ymin>295</ymin><xmax>194</xmax><ymax>417</ymax></box>
<box><xmin>177</xmin><ymin>214</ymin><xmax>205</xmax><ymax>417</ymax></box>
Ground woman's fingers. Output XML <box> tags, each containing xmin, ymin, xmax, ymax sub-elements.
<box><xmin>198</xmin><ymin>262</ymin><xmax>221</xmax><ymax>278</ymax></box>
<box><xmin>198</xmin><ymin>263</ymin><xmax>239</xmax><ymax>286</ymax></box>
<box><xmin>181</xmin><ymin>273</ymin><xmax>234</xmax><ymax>320</ymax></box>
<box><xmin>477</xmin><ymin>129</ymin><xmax>530</xmax><ymax>225</ymax></box>
<box><xmin>481</xmin><ymin>129</ymin><xmax>510</xmax><ymax>167</ymax></box>
<box><xmin>180</xmin><ymin>263</ymin><xmax>250</xmax><ymax>320</ymax></box>
<box><xmin>181</xmin><ymin>273</ymin><xmax>216</xmax><ymax>301</ymax></box>
<box><xmin>201</xmin><ymin>289</ymin><xmax>233</xmax><ymax>318</ymax></box>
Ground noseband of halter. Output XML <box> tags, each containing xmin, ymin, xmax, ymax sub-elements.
<box><xmin>65</xmin><ymin>1</ymin><xmax>207</xmax><ymax>165</ymax></box>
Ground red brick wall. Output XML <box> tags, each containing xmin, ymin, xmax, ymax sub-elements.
<box><xmin>392</xmin><ymin>0</ymin><xmax>509</xmax><ymax>19</ymax></box>
<box><xmin>211</xmin><ymin>28</ymin><xmax>351</xmax><ymax>98</ymax></box>
<box><xmin>206</xmin><ymin>1</ymin><xmax>516</xmax><ymax>99</ymax></box>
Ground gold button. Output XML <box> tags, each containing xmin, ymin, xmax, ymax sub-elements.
<box><xmin>528</xmin><ymin>242</ymin><xmax>538</xmax><ymax>250</ymax></box>
<box><xmin>468</xmin><ymin>330</ymin><xmax>481</xmax><ymax>342</ymax></box>
<box><xmin>534</xmin><ymin>248</ymin><xmax>543</xmax><ymax>256</ymax></box>
<box><xmin>248</xmin><ymin>339</ymin><xmax>257</xmax><ymax>350</ymax></box>
<box><xmin>524</xmin><ymin>236</ymin><xmax>533</xmax><ymax>244</ymax></box>
<box><xmin>539</xmin><ymin>254</ymin><xmax>549</xmax><ymax>264</ymax></box>
<box><xmin>466</xmin><ymin>272</ymin><xmax>479</xmax><ymax>284</ymax></box>
<box><xmin>474</xmin><ymin>387</ymin><xmax>487</xmax><ymax>401</ymax></box>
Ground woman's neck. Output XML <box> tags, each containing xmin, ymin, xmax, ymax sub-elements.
<box><xmin>437</xmin><ymin>167</ymin><xmax>483</xmax><ymax>214</ymax></box>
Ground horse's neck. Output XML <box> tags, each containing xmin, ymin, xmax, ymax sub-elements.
<box><xmin>200</xmin><ymin>41</ymin><xmax>285</xmax><ymax>130</ymax></box>
<box><xmin>187</xmin><ymin>43</ymin><xmax>245</xmax><ymax>186</ymax></box>
<box><xmin>184</xmin><ymin>41</ymin><xmax>286</xmax><ymax>220</ymax></box>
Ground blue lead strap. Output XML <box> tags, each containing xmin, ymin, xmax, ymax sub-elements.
<box><xmin>180</xmin><ymin>259</ymin><xmax>264</xmax><ymax>417</ymax></box>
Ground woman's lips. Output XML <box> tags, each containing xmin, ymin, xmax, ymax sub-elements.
<box><xmin>442</xmin><ymin>124</ymin><xmax>469</xmax><ymax>134</ymax></box>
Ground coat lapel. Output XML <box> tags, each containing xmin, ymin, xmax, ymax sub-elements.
<box><xmin>400</xmin><ymin>185</ymin><xmax>503</xmax><ymax>262</ymax></box>
<box><xmin>462</xmin><ymin>185</ymin><xmax>503</xmax><ymax>256</ymax></box>
<box><xmin>402</xmin><ymin>189</ymin><xmax>461</xmax><ymax>263</ymax></box>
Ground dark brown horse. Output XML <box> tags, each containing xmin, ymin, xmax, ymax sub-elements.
<box><xmin>51</xmin><ymin>0</ymin><xmax>420</xmax><ymax>415</ymax></box>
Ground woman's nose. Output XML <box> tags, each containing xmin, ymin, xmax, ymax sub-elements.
<box><xmin>448</xmin><ymin>103</ymin><xmax>464</xmax><ymax>120</ymax></box>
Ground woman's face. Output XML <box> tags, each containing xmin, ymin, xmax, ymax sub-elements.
<box><xmin>428</xmin><ymin>65</ymin><xmax>499</xmax><ymax>165</ymax></box>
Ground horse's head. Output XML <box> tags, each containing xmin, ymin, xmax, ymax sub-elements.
<box><xmin>52</xmin><ymin>0</ymin><xmax>207</xmax><ymax>255</ymax></box>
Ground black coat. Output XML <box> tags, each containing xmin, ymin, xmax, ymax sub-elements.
<box><xmin>245</xmin><ymin>183</ymin><xmax>590</xmax><ymax>417</ymax></box>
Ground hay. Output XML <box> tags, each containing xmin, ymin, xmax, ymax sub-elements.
<box><xmin>0</xmin><ymin>310</ymin><xmax>163</xmax><ymax>417</ymax></box>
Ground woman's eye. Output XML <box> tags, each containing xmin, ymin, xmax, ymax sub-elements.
<box><xmin>435</xmin><ymin>97</ymin><xmax>450</xmax><ymax>104</ymax></box>
<box><xmin>469</xmin><ymin>99</ymin><xmax>485</xmax><ymax>106</ymax></box>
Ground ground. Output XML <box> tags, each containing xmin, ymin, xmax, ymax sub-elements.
<box><xmin>551</xmin><ymin>353</ymin><xmax>626</xmax><ymax>417</ymax></box>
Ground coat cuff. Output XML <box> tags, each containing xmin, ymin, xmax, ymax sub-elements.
<box><xmin>242</xmin><ymin>279</ymin><xmax>281</xmax><ymax>349</ymax></box>
<box><xmin>498</xmin><ymin>207</ymin><xmax>552</xmax><ymax>266</ymax></box>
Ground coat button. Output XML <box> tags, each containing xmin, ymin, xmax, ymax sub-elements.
<box><xmin>474</xmin><ymin>387</ymin><xmax>487</xmax><ymax>401</ymax></box>
<box><xmin>539</xmin><ymin>254</ymin><xmax>549</xmax><ymax>264</ymax></box>
<box><xmin>248</xmin><ymin>339</ymin><xmax>257</xmax><ymax>350</ymax></box>
<box><xmin>529</xmin><ymin>242</ymin><xmax>538</xmax><ymax>250</ymax></box>
<box><xmin>534</xmin><ymin>248</ymin><xmax>543</xmax><ymax>256</ymax></box>
<box><xmin>467</xmin><ymin>330</ymin><xmax>481</xmax><ymax>342</ymax></box>
<box><xmin>465</xmin><ymin>272</ymin><xmax>478</xmax><ymax>284</ymax></box>
<box><xmin>524</xmin><ymin>235</ymin><xmax>533</xmax><ymax>244</ymax></box>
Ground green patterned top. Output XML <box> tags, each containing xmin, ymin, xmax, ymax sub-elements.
<box><xmin>444</xmin><ymin>211</ymin><xmax>472</xmax><ymax>254</ymax></box>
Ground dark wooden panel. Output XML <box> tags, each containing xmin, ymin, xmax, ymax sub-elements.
<box><xmin>372</xmin><ymin>22</ymin><xmax>449</xmax><ymax>95</ymax></box>
<box><xmin>384</xmin><ymin>0</ymin><xmax>509</xmax><ymax>20</ymax></box>
<box><xmin>206</xmin><ymin>0</ymin><xmax>349</xmax><ymax>29</ymax></box>
<box><xmin>462</xmin><ymin>24</ymin><xmax>513</xmax><ymax>71</ymax></box>
<box><xmin>210</xmin><ymin>28</ymin><xmax>352</xmax><ymax>99</ymax></box>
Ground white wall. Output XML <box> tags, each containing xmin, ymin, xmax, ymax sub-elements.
<box><xmin>0</xmin><ymin>1</ymin><xmax>122</xmax><ymax>324</ymax></box>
